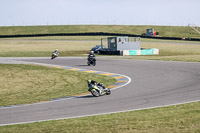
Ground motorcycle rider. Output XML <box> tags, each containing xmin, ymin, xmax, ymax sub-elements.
<box><xmin>87</xmin><ymin>51</ymin><xmax>96</xmax><ymax>66</ymax></box>
<box><xmin>87</xmin><ymin>79</ymin><xmax>107</xmax><ymax>93</ymax></box>
<box><xmin>53</xmin><ymin>49</ymin><xmax>59</xmax><ymax>56</ymax></box>
<box><xmin>88</xmin><ymin>50</ymin><xmax>95</xmax><ymax>57</ymax></box>
<box><xmin>88</xmin><ymin>51</ymin><xmax>96</xmax><ymax>61</ymax></box>
<box><xmin>51</xmin><ymin>49</ymin><xmax>59</xmax><ymax>60</ymax></box>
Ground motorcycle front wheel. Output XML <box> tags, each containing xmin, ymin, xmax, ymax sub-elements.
<box><xmin>91</xmin><ymin>89</ymin><xmax>100</xmax><ymax>97</ymax></box>
<box><xmin>93</xmin><ymin>61</ymin><xmax>96</xmax><ymax>66</ymax></box>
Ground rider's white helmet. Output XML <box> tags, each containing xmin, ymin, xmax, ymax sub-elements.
<box><xmin>90</xmin><ymin>51</ymin><xmax>94</xmax><ymax>54</ymax></box>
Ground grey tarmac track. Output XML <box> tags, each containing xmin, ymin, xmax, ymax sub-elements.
<box><xmin>0</xmin><ymin>57</ymin><xmax>200</xmax><ymax>126</ymax></box>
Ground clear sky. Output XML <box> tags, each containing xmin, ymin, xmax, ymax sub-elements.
<box><xmin>0</xmin><ymin>0</ymin><xmax>199</xmax><ymax>26</ymax></box>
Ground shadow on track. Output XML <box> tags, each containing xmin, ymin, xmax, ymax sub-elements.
<box><xmin>77</xmin><ymin>95</ymin><xmax>94</xmax><ymax>98</ymax></box>
<box><xmin>77</xmin><ymin>65</ymin><xmax>89</xmax><ymax>67</ymax></box>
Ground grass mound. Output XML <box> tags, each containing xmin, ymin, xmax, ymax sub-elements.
<box><xmin>0</xmin><ymin>25</ymin><xmax>199</xmax><ymax>38</ymax></box>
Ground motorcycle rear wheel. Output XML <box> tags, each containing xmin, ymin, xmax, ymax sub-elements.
<box><xmin>106</xmin><ymin>89</ymin><xmax>111</xmax><ymax>95</ymax></box>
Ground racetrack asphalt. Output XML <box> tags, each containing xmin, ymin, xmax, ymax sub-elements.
<box><xmin>0</xmin><ymin>57</ymin><xmax>200</xmax><ymax>126</ymax></box>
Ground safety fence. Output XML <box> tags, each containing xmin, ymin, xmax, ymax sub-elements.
<box><xmin>0</xmin><ymin>32</ymin><xmax>200</xmax><ymax>41</ymax></box>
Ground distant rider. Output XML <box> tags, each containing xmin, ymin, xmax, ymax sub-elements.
<box><xmin>88</xmin><ymin>51</ymin><xmax>96</xmax><ymax>60</ymax></box>
<box><xmin>53</xmin><ymin>49</ymin><xmax>59</xmax><ymax>56</ymax></box>
<box><xmin>51</xmin><ymin>49</ymin><xmax>59</xmax><ymax>60</ymax></box>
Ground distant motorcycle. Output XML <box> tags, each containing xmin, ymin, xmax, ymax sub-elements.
<box><xmin>88</xmin><ymin>81</ymin><xmax>111</xmax><ymax>97</ymax></box>
<box><xmin>87</xmin><ymin>54</ymin><xmax>96</xmax><ymax>66</ymax></box>
<box><xmin>51</xmin><ymin>49</ymin><xmax>59</xmax><ymax>60</ymax></box>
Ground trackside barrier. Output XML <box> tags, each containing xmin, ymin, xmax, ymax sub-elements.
<box><xmin>122</xmin><ymin>48</ymin><xmax>159</xmax><ymax>56</ymax></box>
<box><xmin>0</xmin><ymin>32</ymin><xmax>199</xmax><ymax>41</ymax></box>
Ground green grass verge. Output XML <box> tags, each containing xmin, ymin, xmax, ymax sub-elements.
<box><xmin>0</xmin><ymin>101</ymin><xmax>199</xmax><ymax>133</ymax></box>
<box><xmin>0</xmin><ymin>64</ymin><xmax>116</xmax><ymax>107</ymax></box>
<box><xmin>0</xmin><ymin>25</ymin><xmax>200</xmax><ymax>38</ymax></box>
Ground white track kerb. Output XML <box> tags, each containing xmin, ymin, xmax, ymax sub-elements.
<box><xmin>0</xmin><ymin>62</ymin><xmax>131</xmax><ymax>109</ymax></box>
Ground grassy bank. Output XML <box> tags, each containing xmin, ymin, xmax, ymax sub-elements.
<box><xmin>0</xmin><ymin>64</ymin><xmax>116</xmax><ymax>107</ymax></box>
<box><xmin>1</xmin><ymin>101</ymin><xmax>199</xmax><ymax>133</ymax></box>
<box><xmin>0</xmin><ymin>25</ymin><xmax>199</xmax><ymax>38</ymax></box>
